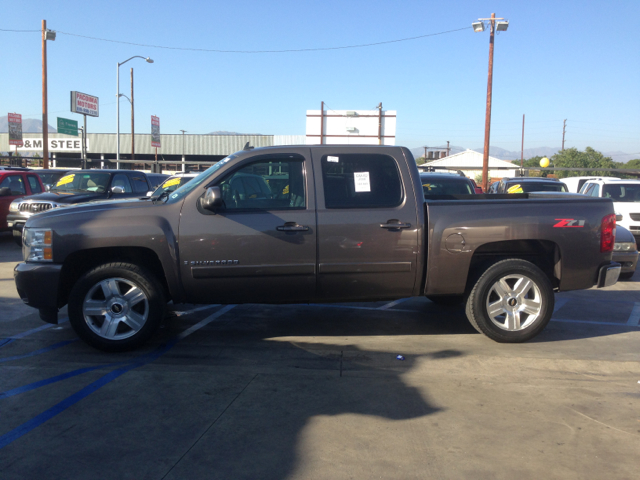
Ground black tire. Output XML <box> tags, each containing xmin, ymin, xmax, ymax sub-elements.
<box><xmin>427</xmin><ymin>295</ymin><xmax>464</xmax><ymax>306</ymax></box>
<box><xmin>620</xmin><ymin>271</ymin><xmax>635</xmax><ymax>280</ymax></box>
<box><xmin>465</xmin><ymin>259</ymin><xmax>554</xmax><ymax>343</ymax></box>
<box><xmin>68</xmin><ymin>262</ymin><xmax>165</xmax><ymax>352</ymax></box>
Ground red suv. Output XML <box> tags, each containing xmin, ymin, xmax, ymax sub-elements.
<box><xmin>0</xmin><ymin>168</ymin><xmax>45</xmax><ymax>236</ymax></box>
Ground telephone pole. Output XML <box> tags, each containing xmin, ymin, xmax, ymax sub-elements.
<box><xmin>521</xmin><ymin>114</ymin><xmax>525</xmax><ymax>168</ymax></box>
<box><xmin>562</xmin><ymin>119</ymin><xmax>566</xmax><ymax>151</ymax></box>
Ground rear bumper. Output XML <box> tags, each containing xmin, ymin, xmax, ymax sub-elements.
<box><xmin>14</xmin><ymin>262</ymin><xmax>62</xmax><ymax>324</ymax></box>
<box><xmin>596</xmin><ymin>262</ymin><xmax>621</xmax><ymax>288</ymax></box>
<box><xmin>612</xmin><ymin>251</ymin><xmax>638</xmax><ymax>273</ymax></box>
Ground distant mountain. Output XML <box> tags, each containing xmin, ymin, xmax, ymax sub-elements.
<box><xmin>0</xmin><ymin>116</ymin><xmax>56</xmax><ymax>133</ymax></box>
<box><xmin>206</xmin><ymin>130</ymin><xmax>263</xmax><ymax>135</ymax></box>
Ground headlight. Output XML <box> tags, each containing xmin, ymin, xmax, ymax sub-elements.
<box><xmin>9</xmin><ymin>200</ymin><xmax>21</xmax><ymax>212</ymax></box>
<box><xmin>23</xmin><ymin>228</ymin><xmax>53</xmax><ymax>262</ymax></box>
<box><xmin>613</xmin><ymin>242</ymin><xmax>636</xmax><ymax>252</ymax></box>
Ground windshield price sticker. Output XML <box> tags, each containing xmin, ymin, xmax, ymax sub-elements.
<box><xmin>327</xmin><ymin>156</ymin><xmax>340</xmax><ymax>163</ymax></box>
<box><xmin>354</xmin><ymin>172</ymin><xmax>371</xmax><ymax>192</ymax></box>
<box><xmin>162</xmin><ymin>178</ymin><xmax>181</xmax><ymax>188</ymax></box>
<box><xmin>56</xmin><ymin>174</ymin><xmax>75</xmax><ymax>187</ymax></box>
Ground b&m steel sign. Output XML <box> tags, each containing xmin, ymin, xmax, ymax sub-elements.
<box><xmin>71</xmin><ymin>91</ymin><xmax>99</xmax><ymax>117</ymax></box>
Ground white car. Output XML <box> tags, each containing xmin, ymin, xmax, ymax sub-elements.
<box><xmin>563</xmin><ymin>176</ymin><xmax>619</xmax><ymax>193</ymax></box>
<box><xmin>580</xmin><ymin>178</ymin><xmax>640</xmax><ymax>241</ymax></box>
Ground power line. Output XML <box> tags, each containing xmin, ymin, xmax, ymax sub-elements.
<box><xmin>1</xmin><ymin>26</ymin><xmax>471</xmax><ymax>53</ymax></box>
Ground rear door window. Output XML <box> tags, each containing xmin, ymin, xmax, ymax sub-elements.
<box><xmin>129</xmin><ymin>175</ymin><xmax>150</xmax><ymax>193</ymax></box>
<box><xmin>321</xmin><ymin>154</ymin><xmax>402</xmax><ymax>208</ymax></box>
<box><xmin>27</xmin><ymin>175</ymin><xmax>42</xmax><ymax>194</ymax></box>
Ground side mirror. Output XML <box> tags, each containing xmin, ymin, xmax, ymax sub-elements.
<box><xmin>616</xmin><ymin>213</ymin><xmax>623</xmax><ymax>222</ymax></box>
<box><xmin>45</xmin><ymin>184</ymin><xmax>51</xmax><ymax>192</ymax></box>
<box><xmin>111</xmin><ymin>186</ymin><xmax>125</xmax><ymax>194</ymax></box>
<box><xmin>202</xmin><ymin>186</ymin><xmax>223</xmax><ymax>211</ymax></box>
<box><xmin>0</xmin><ymin>187</ymin><xmax>11</xmax><ymax>196</ymax></box>
<box><xmin>146</xmin><ymin>191</ymin><xmax>154</xmax><ymax>197</ymax></box>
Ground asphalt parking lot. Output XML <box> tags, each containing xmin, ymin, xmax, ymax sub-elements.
<box><xmin>1</xmin><ymin>232</ymin><xmax>639</xmax><ymax>480</ymax></box>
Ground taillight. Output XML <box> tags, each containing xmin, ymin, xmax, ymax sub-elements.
<box><xmin>600</xmin><ymin>214</ymin><xmax>616</xmax><ymax>253</ymax></box>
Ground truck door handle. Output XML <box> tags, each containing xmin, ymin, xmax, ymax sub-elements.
<box><xmin>380</xmin><ymin>222</ymin><xmax>411</xmax><ymax>229</ymax></box>
<box><xmin>277</xmin><ymin>222</ymin><xmax>309</xmax><ymax>232</ymax></box>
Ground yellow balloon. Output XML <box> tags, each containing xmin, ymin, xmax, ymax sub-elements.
<box><xmin>540</xmin><ymin>157</ymin><xmax>550</xmax><ymax>168</ymax></box>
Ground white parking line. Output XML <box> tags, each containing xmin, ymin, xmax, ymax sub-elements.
<box><xmin>378</xmin><ymin>298</ymin><xmax>412</xmax><ymax>310</ymax></box>
<box><xmin>552</xmin><ymin>318</ymin><xmax>640</xmax><ymax>328</ymax></box>
<box><xmin>553</xmin><ymin>297</ymin><xmax>570</xmax><ymax>313</ymax></box>
<box><xmin>626</xmin><ymin>302</ymin><xmax>640</xmax><ymax>326</ymax></box>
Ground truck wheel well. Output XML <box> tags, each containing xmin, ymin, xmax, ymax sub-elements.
<box><xmin>58</xmin><ymin>247</ymin><xmax>170</xmax><ymax>307</ymax></box>
<box><xmin>466</xmin><ymin>240</ymin><xmax>560</xmax><ymax>293</ymax></box>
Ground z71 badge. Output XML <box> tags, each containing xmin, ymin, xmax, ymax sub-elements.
<box><xmin>553</xmin><ymin>219</ymin><xmax>585</xmax><ymax>228</ymax></box>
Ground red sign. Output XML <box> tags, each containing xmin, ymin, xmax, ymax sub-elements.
<box><xmin>151</xmin><ymin>116</ymin><xmax>161</xmax><ymax>148</ymax></box>
<box><xmin>8</xmin><ymin>113</ymin><xmax>23</xmax><ymax>146</ymax></box>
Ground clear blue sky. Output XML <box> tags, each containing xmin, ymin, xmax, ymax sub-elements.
<box><xmin>2</xmin><ymin>0</ymin><xmax>639</xmax><ymax>156</ymax></box>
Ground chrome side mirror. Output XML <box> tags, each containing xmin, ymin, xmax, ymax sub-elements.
<box><xmin>202</xmin><ymin>186</ymin><xmax>223</xmax><ymax>211</ymax></box>
<box><xmin>111</xmin><ymin>186</ymin><xmax>125</xmax><ymax>194</ymax></box>
<box><xmin>45</xmin><ymin>184</ymin><xmax>51</xmax><ymax>192</ymax></box>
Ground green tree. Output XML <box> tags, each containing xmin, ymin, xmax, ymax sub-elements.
<box><xmin>551</xmin><ymin>147</ymin><xmax>616</xmax><ymax>178</ymax></box>
<box><xmin>512</xmin><ymin>156</ymin><xmax>546</xmax><ymax>176</ymax></box>
<box><xmin>415</xmin><ymin>156</ymin><xmax>426</xmax><ymax>165</ymax></box>
<box><xmin>625</xmin><ymin>159</ymin><xmax>640</xmax><ymax>169</ymax></box>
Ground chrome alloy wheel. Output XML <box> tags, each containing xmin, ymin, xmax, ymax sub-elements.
<box><xmin>485</xmin><ymin>274</ymin><xmax>542</xmax><ymax>331</ymax></box>
<box><xmin>82</xmin><ymin>277</ymin><xmax>149</xmax><ymax>340</ymax></box>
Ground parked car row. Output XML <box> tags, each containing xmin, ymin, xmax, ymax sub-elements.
<box><xmin>4</xmin><ymin>169</ymin><xmax>169</xmax><ymax>246</ymax></box>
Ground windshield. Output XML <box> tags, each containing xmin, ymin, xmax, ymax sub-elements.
<box><xmin>506</xmin><ymin>182</ymin><xmax>567</xmax><ymax>193</ymax></box>
<box><xmin>38</xmin><ymin>173</ymin><xmax>67</xmax><ymax>186</ymax></box>
<box><xmin>51</xmin><ymin>173</ymin><xmax>111</xmax><ymax>193</ymax></box>
<box><xmin>421</xmin><ymin>177</ymin><xmax>473</xmax><ymax>195</ymax></box>
<box><xmin>603</xmin><ymin>183</ymin><xmax>640</xmax><ymax>202</ymax></box>
<box><xmin>165</xmin><ymin>154</ymin><xmax>239</xmax><ymax>204</ymax></box>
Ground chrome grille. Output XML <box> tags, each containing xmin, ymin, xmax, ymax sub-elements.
<box><xmin>19</xmin><ymin>203</ymin><xmax>53</xmax><ymax>213</ymax></box>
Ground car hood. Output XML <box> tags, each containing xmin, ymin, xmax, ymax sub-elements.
<box><xmin>20</xmin><ymin>191</ymin><xmax>107</xmax><ymax>204</ymax></box>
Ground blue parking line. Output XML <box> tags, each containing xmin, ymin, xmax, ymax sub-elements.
<box><xmin>0</xmin><ymin>305</ymin><xmax>235</xmax><ymax>450</ymax></box>
<box><xmin>0</xmin><ymin>340</ymin><xmax>77</xmax><ymax>364</ymax></box>
<box><xmin>7</xmin><ymin>318</ymin><xmax>69</xmax><ymax>341</ymax></box>
<box><xmin>0</xmin><ymin>340</ymin><xmax>177</xmax><ymax>450</ymax></box>
<box><xmin>0</xmin><ymin>339</ymin><xmax>14</xmax><ymax>349</ymax></box>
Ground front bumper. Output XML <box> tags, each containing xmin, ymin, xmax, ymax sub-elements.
<box><xmin>14</xmin><ymin>262</ymin><xmax>63</xmax><ymax>324</ymax></box>
<box><xmin>6</xmin><ymin>213</ymin><xmax>27</xmax><ymax>230</ymax></box>
<box><xmin>596</xmin><ymin>262</ymin><xmax>621</xmax><ymax>288</ymax></box>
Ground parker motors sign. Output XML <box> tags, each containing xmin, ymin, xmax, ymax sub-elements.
<box><xmin>17</xmin><ymin>138</ymin><xmax>90</xmax><ymax>152</ymax></box>
<box><xmin>71</xmin><ymin>91</ymin><xmax>99</xmax><ymax>117</ymax></box>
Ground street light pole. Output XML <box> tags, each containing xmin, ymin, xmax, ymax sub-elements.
<box><xmin>116</xmin><ymin>56</ymin><xmax>153</xmax><ymax>168</ymax></box>
<box><xmin>474</xmin><ymin>13</ymin><xmax>508</xmax><ymax>192</ymax></box>
<box><xmin>481</xmin><ymin>13</ymin><xmax>496</xmax><ymax>193</ymax></box>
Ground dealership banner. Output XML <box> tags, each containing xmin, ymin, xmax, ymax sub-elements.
<box><xmin>16</xmin><ymin>137</ymin><xmax>89</xmax><ymax>152</ymax></box>
<box><xmin>71</xmin><ymin>91</ymin><xmax>99</xmax><ymax>117</ymax></box>
<box><xmin>8</xmin><ymin>113</ymin><xmax>23</xmax><ymax>146</ymax></box>
<box><xmin>151</xmin><ymin>115</ymin><xmax>160</xmax><ymax>148</ymax></box>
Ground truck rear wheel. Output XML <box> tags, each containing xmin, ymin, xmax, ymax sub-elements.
<box><xmin>68</xmin><ymin>262</ymin><xmax>165</xmax><ymax>352</ymax></box>
<box><xmin>465</xmin><ymin>259</ymin><xmax>554</xmax><ymax>343</ymax></box>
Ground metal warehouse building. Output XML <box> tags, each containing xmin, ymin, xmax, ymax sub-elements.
<box><xmin>0</xmin><ymin>133</ymin><xmax>305</xmax><ymax>172</ymax></box>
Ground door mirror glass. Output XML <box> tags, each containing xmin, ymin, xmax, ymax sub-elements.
<box><xmin>202</xmin><ymin>186</ymin><xmax>223</xmax><ymax>211</ymax></box>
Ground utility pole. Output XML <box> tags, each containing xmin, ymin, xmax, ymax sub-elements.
<box><xmin>447</xmin><ymin>141</ymin><xmax>450</xmax><ymax>157</ymax></box>
<box><xmin>180</xmin><ymin>130</ymin><xmax>187</xmax><ymax>166</ymax></box>
<box><xmin>131</xmin><ymin>68</ymin><xmax>135</xmax><ymax>162</ymax></box>
<box><xmin>521</xmin><ymin>114</ymin><xmax>525</xmax><ymax>169</ymax></box>
<box><xmin>42</xmin><ymin>20</ymin><xmax>49</xmax><ymax>169</ymax></box>
<box><xmin>377</xmin><ymin>102</ymin><xmax>383</xmax><ymax>145</ymax></box>
<box><xmin>320</xmin><ymin>101</ymin><xmax>324</xmax><ymax>145</ymax></box>
<box><xmin>562</xmin><ymin>119</ymin><xmax>566</xmax><ymax>151</ymax></box>
<box><xmin>481</xmin><ymin>13</ymin><xmax>497</xmax><ymax>193</ymax></box>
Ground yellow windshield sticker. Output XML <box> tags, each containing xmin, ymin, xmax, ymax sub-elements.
<box><xmin>282</xmin><ymin>185</ymin><xmax>289</xmax><ymax>195</ymax></box>
<box><xmin>507</xmin><ymin>184</ymin><xmax>523</xmax><ymax>193</ymax></box>
<box><xmin>56</xmin><ymin>174</ymin><xmax>75</xmax><ymax>187</ymax></box>
<box><xmin>162</xmin><ymin>178</ymin><xmax>181</xmax><ymax>188</ymax></box>
<box><xmin>422</xmin><ymin>183</ymin><xmax>432</xmax><ymax>190</ymax></box>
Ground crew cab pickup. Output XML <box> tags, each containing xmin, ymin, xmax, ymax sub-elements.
<box><xmin>14</xmin><ymin>146</ymin><xmax>621</xmax><ymax>351</ymax></box>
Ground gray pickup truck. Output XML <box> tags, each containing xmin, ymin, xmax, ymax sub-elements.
<box><xmin>14</xmin><ymin>145</ymin><xmax>621</xmax><ymax>351</ymax></box>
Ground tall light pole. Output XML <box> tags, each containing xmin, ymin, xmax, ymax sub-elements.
<box><xmin>117</xmin><ymin>56</ymin><xmax>153</xmax><ymax>168</ymax></box>
<box><xmin>473</xmin><ymin>14</ymin><xmax>509</xmax><ymax>191</ymax></box>
<box><xmin>42</xmin><ymin>20</ymin><xmax>56</xmax><ymax>169</ymax></box>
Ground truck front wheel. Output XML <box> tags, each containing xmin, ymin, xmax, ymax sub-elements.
<box><xmin>465</xmin><ymin>259</ymin><xmax>554</xmax><ymax>343</ymax></box>
<box><xmin>68</xmin><ymin>262</ymin><xmax>165</xmax><ymax>352</ymax></box>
